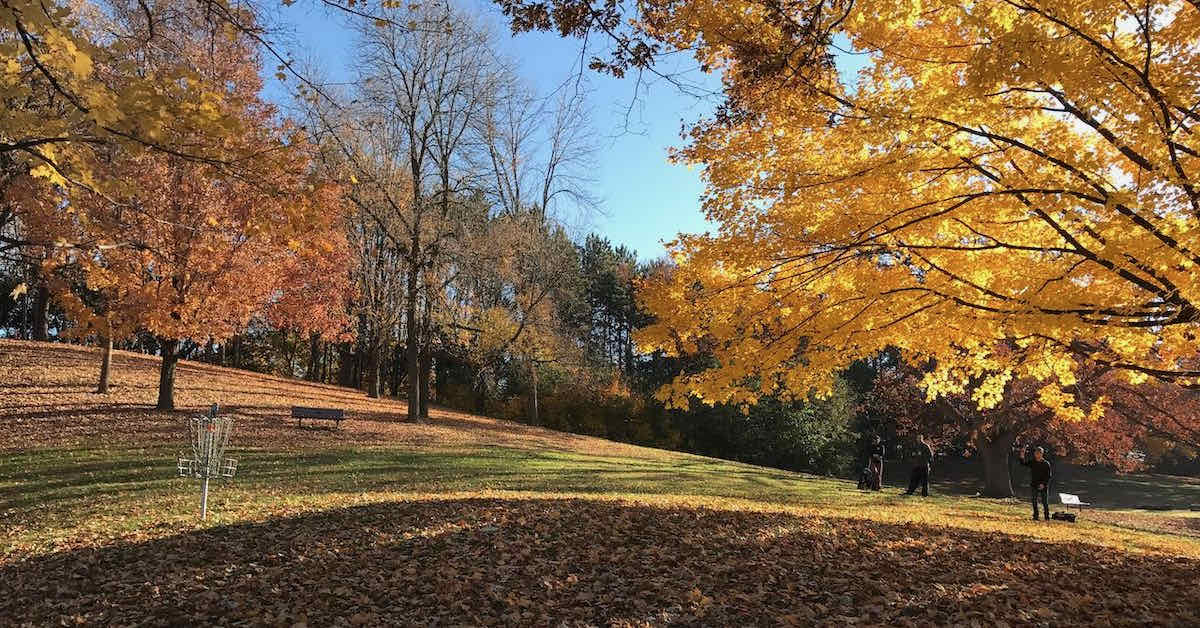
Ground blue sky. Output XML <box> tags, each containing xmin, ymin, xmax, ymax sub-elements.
<box><xmin>267</xmin><ymin>1</ymin><xmax>717</xmax><ymax>262</ymax></box>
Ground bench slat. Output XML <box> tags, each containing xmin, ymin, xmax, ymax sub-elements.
<box><xmin>291</xmin><ymin>406</ymin><xmax>345</xmax><ymax>420</ymax></box>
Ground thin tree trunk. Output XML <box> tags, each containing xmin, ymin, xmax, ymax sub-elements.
<box><xmin>306</xmin><ymin>332</ymin><xmax>321</xmax><ymax>381</ymax></box>
<box><xmin>337</xmin><ymin>342</ymin><xmax>354</xmax><ymax>387</ymax></box>
<box><xmin>391</xmin><ymin>343</ymin><xmax>403</xmax><ymax>398</ymax></box>
<box><xmin>417</xmin><ymin>288</ymin><xmax>433</xmax><ymax>418</ymax></box>
<box><xmin>475</xmin><ymin>370</ymin><xmax>487</xmax><ymax>415</ymax></box>
<box><xmin>366</xmin><ymin>341</ymin><xmax>382</xmax><ymax>398</ymax></box>
<box><xmin>323</xmin><ymin>342</ymin><xmax>331</xmax><ymax>383</ymax></box>
<box><xmin>434</xmin><ymin>350</ymin><xmax>448</xmax><ymax>406</ymax></box>
<box><xmin>419</xmin><ymin>350</ymin><xmax>432</xmax><ymax>418</ymax></box>
<box><xmin>96</xmin><ymin>336</ymin><xmax>113</xmax><ymax>394</ymax></box>
<box><xmin>156</xmin><ymin>338</ymin><xmax>180</xmax><ymax>410</ymax></box>
<box><xmin>980</xmin><ymin>430</ymin><xmax>1017</xmax><ymax>497</ymax></box>
<box><xmin>529</xmin><ymin>360</ymin><xmax>539</xmax><ymax>426</ymax></box>
<box><xmin>404</xmin><ymin>255</ymin><xmax>421</xmax><ymax>422</ymax></box>
<box><xmin>31</xmin><ymin>282</ymin><xmax>50</xmax><ymax>341</ymax></box>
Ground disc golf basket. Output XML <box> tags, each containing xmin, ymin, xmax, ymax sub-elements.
<box><xmin>177</xmin><ymin>404</ymin><xmax>237</xmax><ymax>520</ymax></box>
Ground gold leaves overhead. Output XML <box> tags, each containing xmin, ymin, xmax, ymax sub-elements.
<box><xmin>636</xmin><ymin>0</ymin><xmax>1200</xmax><ymax>416</ymax></box>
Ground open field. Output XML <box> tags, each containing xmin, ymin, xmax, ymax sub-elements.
<box><xmin>3</xmin><ymin>339</ymin><xmax>1200</xmax><ymax>626</ymax></box>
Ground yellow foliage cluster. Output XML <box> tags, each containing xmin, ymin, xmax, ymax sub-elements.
<box><xmin>2</xmin><ymin>0</ymin><xmax>248</xmax><ymax>190</ymax></box>
<box><xmin>637</xmin><ymin>0</ymin><xmax>1200</xmax><ymax>418</ymax></box>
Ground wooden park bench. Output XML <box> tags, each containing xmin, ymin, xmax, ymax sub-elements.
<box><xmin>1059</xmin><ymin>493</ymin><xmax>1091</xmax><ymax>512</ymax></box>
<box><xmin>291</xmin><ymin>406</ymin><xmax>345</xmax><ymax>429</ymax></box>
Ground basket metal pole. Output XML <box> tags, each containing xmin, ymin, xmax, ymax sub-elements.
<box><xmin>201</xmin><ymin>476</ymin><xmax>209</xmax><ymax>520</ymax></box>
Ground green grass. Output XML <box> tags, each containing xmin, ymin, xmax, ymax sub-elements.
<box><xmin>2</xmin><ymin>445</ymin><xmax>838</xmax><ymax>542</ymax></box>
<box><xmin>5</xmin><ymin>443</ymin><xmax>1198</xmax><ymax>560</ymax></box>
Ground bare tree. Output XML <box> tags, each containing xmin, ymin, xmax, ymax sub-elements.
<box><xmin>475</xmin><ymin>75</ymin><xmax>598</xmax><ymax>224</ymax></box>
<box><xmin>350</xmin><ymin>0</ymin><xmax>501</xmax><ymax>416</ymax></box>
<box><xmin>295</xmin><ymin>0</ymin><xmax>599</xmax><ymax>421</ymax></box>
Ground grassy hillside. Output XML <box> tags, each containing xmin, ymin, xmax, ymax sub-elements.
<box><xmin>3</xmin><ymin>339</ymin><xmax>1199</xmax><ymax>625</ymax></box>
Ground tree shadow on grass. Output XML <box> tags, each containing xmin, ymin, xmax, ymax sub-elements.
<box><xmin>2</xmin><ymin>498</ymin><xmax>1196</xmax><ymax>626</ymax></box>
<box><xmin>0</xmin><ymin>449</ymin><xmax>798</xmax><ymax>516</ymax></box>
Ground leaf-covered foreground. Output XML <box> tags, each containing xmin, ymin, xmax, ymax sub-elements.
<box><xmin>3</xmin><ymin>498</ymin><xmax>1197</xmax><ymax>627</ymax></box>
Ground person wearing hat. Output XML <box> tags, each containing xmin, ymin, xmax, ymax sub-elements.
<box><xmin>1019</xmin><ymin>446</ymin><xmax>1053</xmax><ymax>521</ymax></box>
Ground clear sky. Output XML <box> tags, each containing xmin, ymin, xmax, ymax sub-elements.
<box><xmin>267</xmin><ymin>0</ymin><xmax>719</xmax><ymax>262</ymax></box>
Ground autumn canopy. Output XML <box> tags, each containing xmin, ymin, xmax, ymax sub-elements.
<box><xmin>627</xmin><ymin>0</ymin><xmax>1200</xmax><ymax>420</ymax></box>
<box><xmin>3</xmin><ymin>0</ymin><xmax>352</xmax><ymax>407</ymax></box>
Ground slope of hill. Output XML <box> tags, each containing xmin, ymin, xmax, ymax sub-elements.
<box><xmin>0</xmin><ymin>338</ymin><xmax>662</xmax><ymax>457</ymax></box>
<box><xmin>3</xmin><ymin>339</ymin><xmax>1200</xmax><ymax>626</ymax></box>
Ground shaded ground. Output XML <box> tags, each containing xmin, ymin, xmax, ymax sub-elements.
<box><xmin>900</xmin><ymin>458</ymin><xmax>1200</xmax><ymax>511</ymax></box>
<box><xmin>3</xmin><ymin>499</ymin><xmax>1197</xmax><ymax>627</ymax></box>
<box><xmin>879</xmin><ymin>454</ymin><xmax>1200</xmax><ymax>539</ymax></box>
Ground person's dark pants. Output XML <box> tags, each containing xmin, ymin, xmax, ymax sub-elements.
<box><xmin>869</xmin><ymin>458</ymin><xmax>883</xmax><ymax>490</ymax></box>
<box><xmin>1031</xmin><ymin>485</ymin><xmax>1050</xmax><ymax>520</ymax></box>
<box><xmin>906</xmin><ymin>465</ymin><xmax>929</xmax><ymax>496</ymax></box>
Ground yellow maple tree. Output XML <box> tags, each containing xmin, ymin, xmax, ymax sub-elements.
<box><xmin>633</xmin><ymin>0</ymin><xmax>1200</xmax><ymax>416</ymax></box>
<box><xmin>1</xmin><ymin>0</ymin><xmax>251</xmax><ymax>190</ymax></box>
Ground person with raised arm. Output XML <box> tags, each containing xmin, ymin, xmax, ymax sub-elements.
<box><xmin>1019</xmin><ymin>446</ymin><xmax>1053</xmax><ymax>521</ymax></box>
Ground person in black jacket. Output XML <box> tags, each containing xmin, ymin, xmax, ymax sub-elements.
<box><xmin>1019</xmin><ymin>446</ymin><xmax>1053</xmax><ymax>520</ymax></box>
<box><xmin>868</xmin><ymin>435</ymin><xmax>885</xmax><ymax>491</ymax></box>
<box><xmin>905</xmin><ymin>435</ymin><xmax>934</xmax><ymax>497</ymax></box>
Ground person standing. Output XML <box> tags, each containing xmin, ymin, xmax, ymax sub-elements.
<box><xmin>1019</xmin><ymin>446</ymin><xmax>1053</xmax><ymax>521</ymax></box>
<box><xmin>869</xmin><ymin>434</ymin><xmax>886</xmax><ymax>491</ymax></box>
<box><xmin>906</xmin><ymin>435</ymin><xmax>933</xmax><ymax>496</ymax></box>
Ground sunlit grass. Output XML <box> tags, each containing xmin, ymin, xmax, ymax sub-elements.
<box><xmin>6</xmin><ymin>443</ymin><xmax>1199</xmax><ymax>560</ymax></box>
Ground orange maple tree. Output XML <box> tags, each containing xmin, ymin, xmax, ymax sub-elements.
<box><xmin>33</xmin><ymin>7</ymin><xmax>353</xmax><ymax>409</ymax></box>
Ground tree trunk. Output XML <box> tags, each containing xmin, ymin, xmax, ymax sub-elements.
<box><xmin>31</xmin><ymin>282</ymin><xmax>50</xmax><ymax>341</ymax></box>
<box><xmin>979</xmin><ymin>430</ymin><xmax>1017</xmax><ymax>497</ymax></box>
<box><xmin>352</xmin><ymin>342</ymin><xmax>364</xmax><ymax>388</ymax></box>
<box><xmin>156</xmin><ymin>338</ymin><xmax>180</xmax><ymax>410</ymax></box>
<box><xmin>334</xmin><ymin>342</ymin><xmax>350</xmax><ymax>387</ymax></box>
<box><xmin>418</xmin><ymin>351</ymin><xmax>432</xmax><ymax>418</ymax></box>
<box><xmin>96</xmin><ymin>336</ymin><xmax>113</xmax><ymax>394</ymax></box>
<box><xmin>323</xmin><ymin>342</ymin><xmax>331</xmax><ymax>383</ymax></box>
<box><xmin>434</xmin><ymin>351</ymin><xmax>448</xmax><ymax>406</ymax></box>
<box><xmin>404</xmin><ymin>259</ymin><xmax>421</xmax><ymax>422</ymax></box>
<box><xmin>306</xmin><ymin>332</ymin><xmax>321</xmax><ymax>381</ymax></box>
<box><xmin>390</xmin><ymin>343</ymin><xmax>403</xmax><ymax>398</ymax></box>
<box><xmin>365</xmin><ymin>341</ymin><xmax>382</xmax><ymax>398</ymax></box>
<box><xmin>475</xmin><ymin>371</ymin><xmax>488</xmax><ymax>415</ymax></box>
<box><xmin>529</xmin><ymin>360</ymin><xmax>539</xmax><ymax>426</ymax></box>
